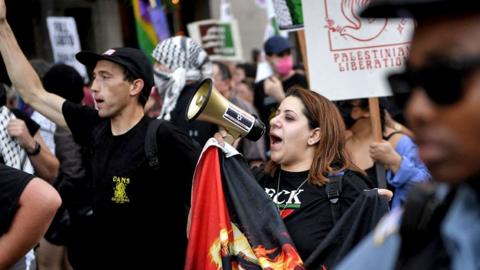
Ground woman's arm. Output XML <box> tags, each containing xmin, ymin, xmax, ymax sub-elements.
<box><xmin>385</xmin><ymin>136</ymin><xmax>431</xmax><ymax>188</ymax></box>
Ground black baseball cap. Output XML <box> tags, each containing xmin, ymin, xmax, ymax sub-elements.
<box><xmin>360</xmin><ymin>0</ymin><xmax>480</xmax><ymax>19</ymax></box>
<box><xmin>76</xmin><ymin>47</ymin><xmax>153</xmax><ymax>105</ymax></box>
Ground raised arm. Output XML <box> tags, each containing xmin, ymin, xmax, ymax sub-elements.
<box><xmin>0</xmin><ymin>0</ymin><xmax>67</xmax><ymax>128</ymax></box>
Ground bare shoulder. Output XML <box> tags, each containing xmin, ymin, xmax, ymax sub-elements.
<box><xmin>20</xmin><ymin>178</ymin><xmax>61</xmax><ymax>209</ymax></box>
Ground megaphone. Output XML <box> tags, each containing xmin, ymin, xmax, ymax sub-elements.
<box><xmin>186</xmin><ymin>78</ymin><xmax>265</xmax><ymax>143</ymax></box>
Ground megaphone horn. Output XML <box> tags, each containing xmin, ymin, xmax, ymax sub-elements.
<box><xmin>186</xmin><ymin>78</ymin><xmax>265</xmax><ymax>142</ymax></box>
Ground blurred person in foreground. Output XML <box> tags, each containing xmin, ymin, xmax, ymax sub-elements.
<box><xmin>0</xmin><ymin>1</ymin><xmax>199</xmax><ymax>268</ymax></box>
<box><xmin>0</xmin><ymin>163</ymin><xmax>61</xmax><ymax>269</ymax></box>
<box><xmin>337</xmin><ymin>0</ymin><xmax>480</xmax><ymax>269</ymax></box>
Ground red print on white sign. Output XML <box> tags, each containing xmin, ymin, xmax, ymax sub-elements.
<box><xmin>325</xmin><ymin>0</ymin><xmax>387</xmax><ymax>42</ymax></box>
<box><xmin>323</xmin><ymin>0</ymin><xmax>410</xmax><ymax>73</ymax></box>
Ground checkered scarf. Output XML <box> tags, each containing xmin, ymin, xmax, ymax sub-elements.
<box><xmin>152</xmin><ymin>36</ymin><xmax>212</xmax><ymax>120</ymax></box>
<box><xmin>0</xmin><ymin>106</ymin><xmax>33</xmax><ymax>173</ymax></box>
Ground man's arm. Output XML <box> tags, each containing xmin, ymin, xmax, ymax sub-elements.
<box><xmin>29</xmin><ymin>132</ymin><xmax>60</xmax><ymax>181</ymax></box>
<box><xmin>7</xmin><ymin>118</ymin><xmax>60</xmax><ymax>182</ymax></box>
<box><xmin>0</xmin><ymin>0</ymin><xmax>67</xmax><ymax>128</ymax></box>
<box><xmin>0</xmin><ymin>178</ymin><xmax>61</xmax><ymax>269</ymax></box>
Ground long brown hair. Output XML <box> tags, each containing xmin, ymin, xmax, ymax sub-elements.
<box><xmin>265</xmin><ymin>87</ymin><xmax>357</xmax><ymax>185</ymax></box>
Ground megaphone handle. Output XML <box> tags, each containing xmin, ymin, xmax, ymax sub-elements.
<box><xmin>224</xmin><ymin>134</ymin><xmax>234</xmax><ymax>145</ymax></box>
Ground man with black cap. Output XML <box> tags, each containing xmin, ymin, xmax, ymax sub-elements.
<box><xmin>0</xmin><ymin>0</ymin><xmax>199</xmax><ymax>268</ymax></box>
<box><xmin>254</xmin><ymin>35</ymin><xmax>308</xmax><ymax>151</ymax></box>
<box><xmin>335</xmin><ymin>1</ymin><xmax>480</xmax><ymax>269</ymax></box>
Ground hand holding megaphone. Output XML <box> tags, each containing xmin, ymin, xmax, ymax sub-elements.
<box><xmin>186</xmin><ymin>78</ymin><xmax>265</xmax><ymax>144</ymax></box>
<box><xmin>213</xmin><ymin>129</ymin><xmax>239</xmax><ymax>147</ymax></box>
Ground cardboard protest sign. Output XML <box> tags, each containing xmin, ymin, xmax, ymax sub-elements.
<box><xmin>302</xmin><ymin>0</ymin><xmax>414</xmax><ymax>100</ymax></box>
<box><xmin>188</xmin><ymin>19</ymin><xmax>243</xmax><ymax>62</ymax></box>
<box><xmin>272</xmin><ymin>0</ymin><xmax>304</xmax><ymax>31</ymax></box>
<box><xmin>47</xmin><ymin>17</ymin><xmax>87</xmax><ymax>79</ymax></box>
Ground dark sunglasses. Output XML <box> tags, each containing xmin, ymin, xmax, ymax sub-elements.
<box><xmin>387</xmin><ymin>57</ymin><xmax>480</xmax><ymax>106</ymax></box>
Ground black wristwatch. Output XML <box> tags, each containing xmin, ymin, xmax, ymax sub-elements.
<box><xmin>26</xmin><ymin>141</ymin><xmax>41</xmax><ymax>156</ymax></box>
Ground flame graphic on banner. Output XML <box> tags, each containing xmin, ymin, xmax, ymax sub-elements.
<box><xmin>185</xmin><ymin>143</ymin><xmax>304</xmax><ymax>270</ymax></box>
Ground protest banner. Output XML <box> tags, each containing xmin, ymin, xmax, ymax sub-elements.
<box><xmin>188</xmin><ymin>19</ymin><xmax>243</xmax><ymax>62</ymax></box>
<box><xmin>302</xmin><ymin>0</ymin><xmax>414</xmax><ymax>100</ymax></box>
<box><xmin>47</xmin><ymin>17</ymin><xmax>87</xmax><ymax>79</ymax></box>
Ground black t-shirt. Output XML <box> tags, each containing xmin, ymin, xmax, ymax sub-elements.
<box><xmin>254</xmin><ymin>168</ymin><xmax>372</xmax><ymax>260</ymax></box>
<box><xmin>0</xmin><ymin>163</ymin><xmax>34</xmax><ymax>235</ymax></box>
<box><xmin>170</xmin><ymin>82</ymin><xmax>218</xmax><ymax>146</ymax></box>
<box><xmin>254</xmin><ymin>74</ymin><xmax>308</xmax><ymax>149</ymax></box>
<box><xmin>62</xmin><ymin>101</ymin><xmax>200</xmax><ymax>269</ymax></box>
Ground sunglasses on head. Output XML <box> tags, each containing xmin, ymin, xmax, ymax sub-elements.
<box><xmin>387</xmin><ymin>57</ymin><xmax>480</xmax><ymax>106</ymax></box>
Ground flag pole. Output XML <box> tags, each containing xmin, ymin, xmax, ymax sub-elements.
<box><xmin>369</xmin><ymin>97</ymin><xmax>387</xmax><ymax>188</ymax></box>
<box><xmin>296</xmin><ymin>29</ymin><xmax>310</xmax><ymax>86</ymax></box>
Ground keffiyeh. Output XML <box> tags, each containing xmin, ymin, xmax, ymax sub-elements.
<box><xmin>152</xmin><ymin>36</ymin><xmax>212</xmax><ymax>120</ymax></box>
<box><xmin>0</xmin><ymin>106</ymin><xmax>33</xmax><ymax>173</ymax></box>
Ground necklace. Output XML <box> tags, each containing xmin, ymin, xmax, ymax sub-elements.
<box><xmin>276</xmin><ymin>171</ymin><xmax>309</xmax><ymax>212</ymax></box>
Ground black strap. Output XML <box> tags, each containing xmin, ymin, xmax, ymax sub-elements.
<box><xmin>326</xmin><ymin>174</ymin><xmax>343</xmax><ymax>224</ymax></box>
<box><xmin>144</xmin><ymin>119</ymin><xmax>164</xmax><ymax>171</ymax></box>
<box><xmin>375</xmin><ymin>163</ymin><xmax>387</xmax><ymax>188</ymax></box>
<box><xmin>384</xmin><ymin>131</ymin><xmax>403</xmax><ymax>141</ymax></box>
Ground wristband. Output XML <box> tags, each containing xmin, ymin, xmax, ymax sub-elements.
<box><xmin>26</xmin><ymin>141</ymin><xmax>41</xmax><ymax>156</ymax></box>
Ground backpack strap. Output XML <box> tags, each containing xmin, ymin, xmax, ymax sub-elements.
<box><xmin>326</xmin><ymin>174</ymin><xmax>343</xmax><ymax>224</ymax></box>
<box><xmin>383</xmin><ymin>131</ymin><xmax>403</xmax><ymax>141</ymax></box>
<box><xmin>145</xmin><ymin>119</ymin><xmax>164</xmax><ymax>171</ymax></box>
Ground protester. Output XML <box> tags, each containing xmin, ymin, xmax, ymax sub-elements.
<box><xmin>35</xmin><ymin>64</ymin><xmax>87</xmax><ymax>270</ymax></box>
<box><xmin>144</xmin><ymin>87</ymin><xmax>162</xmax><ymax>118</ymax></box>
<box><xmin>254</xmin><ymin>35</ymin><xmax>308</xmax><ymax>150</ymax></box>
<box><xmin>232</xmin><ymin>62</ymin><xmax>256</xmax><ymax>86</ymax></box>
<box><xmin>0</xmin><ymin>1</ymin><xmax>199</xmax><ymax>268</ymax></box>
<box><xmin>1</xmin><ymin>82</ymin><xmax>60</xmax><ymax>183</ymax></box>
<box><xmin>212</xmin><ymin>60</ymin><xmax>266</xmax><ymax>166</ymax></box>
<box><xmin>216</xmin><ymin>87</ymin><xmax>390</xmax><ymax>267</ymax></box>
<box><xmin>337</xmin><ymin>1</ymin><xmax>480</xmax><ymax>269</ymax></box>
<box><xmin>0</xmin><ymin>163</ymin><xmax>61</xmax><ymax>270</ymax></box>
<box><xmin>339</xmin><ymin>98</ymin><xmax>430</xmax><ymax>208</ymax></box>
<box><xmin>151</xmin><ymin>35</ymin><xmax>217</xmax><ymax>146</ymax></box>
<box><xmin>234</xmin><ymin>78</ymin><xmax>255</xmax><ymax>104</ymax></box>
<box><xmin>1</xmin><ymin>82</ymin><xmax>60</xmax><ymax>270</ymax></box>
<box><xmin>293</xmin><ymin>63</ymin><xmax>306</xmax><ymax>77</ymax></box>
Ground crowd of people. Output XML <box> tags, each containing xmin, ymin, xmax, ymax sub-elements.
<box><xmin>0</xmin><ymin>0</ymin><xmax>479</xmax><ymax>269</ymax></box>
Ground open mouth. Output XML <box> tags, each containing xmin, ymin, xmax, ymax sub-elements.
<box><xmin>270</xmin><ymin>134</ymin><xmax>282</xmax><ymax>146</ymax></box>
<box><xmin>95</xmin><ymin>98</ymin><xmax>104</xmax><ymax>106</ymax></box>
